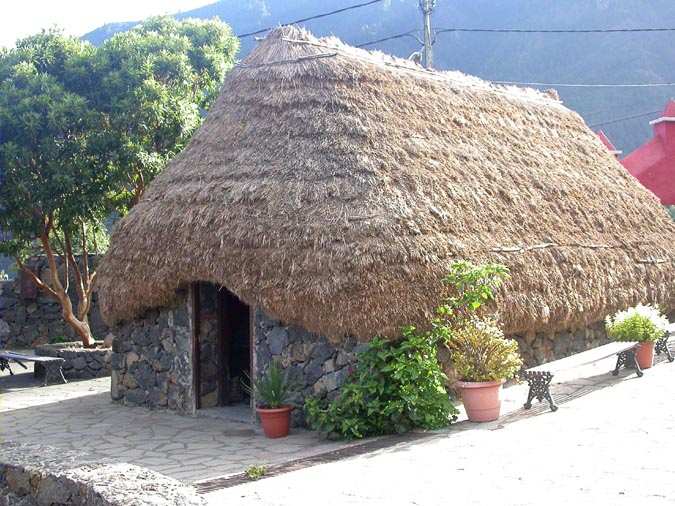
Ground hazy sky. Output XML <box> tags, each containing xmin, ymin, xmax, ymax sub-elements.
<box><xmin>0</xmin><ymin>0</ymin><xmax>211</xmax><ymax>48</ymax></box>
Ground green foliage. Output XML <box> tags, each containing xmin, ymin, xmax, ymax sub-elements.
<box><xmin>432</xmin><ymin>260</ymin><xmax>522</xmax><ymax>382</ymax></box>
<box><xmin>92</xmin><ymin>16</ymin><xmax>238</xmax><ymax>210</ymax></box>
<box><xmin>305</xmin><ymin>328</ymin><xmax>458</xmax><ymax>440</ymax></box>
<box><xmin>445</xmin><ymin>319</ymin><xmax>523</xmax><ymax>382</ymax></box>
<box><xmin>605</xmin><ymin>304</ymin><xmax>669</xmax><ymax>343</ymax></box>
<box><xmin>245</xmin><ymin>465</ymin><xmax>266</xmax><ymax>480</ymax></box>
<box><xmin>437</xmin><ymin>261</ymin><xmax>510</xmax><ymax>322</ymax></box>
<box><xmin>51</xmin><ymin>335</ymin><xmax>68</xmax><ymax>344</ymax></box>
<box><xmin>0</xmin><ymin>20</ymin><xmax>237</xmax><ymax>344</ymax></box>
<box><xmin>245</xmin><ymin>361</ymin><xmax>292</xmax><ymax>409</ymax></box>
<box><xmin>0</xmin><ymin>29</ymin><xmax>114</xmax><ymax>262</ymax></box>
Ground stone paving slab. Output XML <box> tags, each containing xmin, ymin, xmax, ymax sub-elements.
<box><xmin>0</xmin><ymin>355</ymin><xmax>355</xmax><ymax>484</ymax></box>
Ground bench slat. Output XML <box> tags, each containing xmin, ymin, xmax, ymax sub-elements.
<box><xmin>0</xmin><ymin>352</ymin><xmax>63</xmax><ymax>363</ymax></box>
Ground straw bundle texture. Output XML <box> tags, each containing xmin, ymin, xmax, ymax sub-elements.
<box><xmin>98</xmin><ymin>26</ymin><xmax>675</xmax><ymax>340</ymax></box>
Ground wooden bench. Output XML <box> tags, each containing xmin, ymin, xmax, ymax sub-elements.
<box><xmin>0</xmin><ymin>351</ymin><xmax>67</xmax><ymax>386</ymax></box>
<box><xmin>522</xmin><ymin>329</ymin><xmax>673</xmax><ymax>412</ymax></box>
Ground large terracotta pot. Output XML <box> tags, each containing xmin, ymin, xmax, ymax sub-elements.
<box><xmin>456</xmin><ymin>379</ymin><xmax>505</xmax><ymax>422</ymax></box>
<box><xmin>635</xmin><ymin>341</ymin><xmax>656</xmax><ymax>370</ymax></box>
<box><xmin>257</xmin><ymin>406</ymin><xmax>293</xmax><ymax>438</ymax></box>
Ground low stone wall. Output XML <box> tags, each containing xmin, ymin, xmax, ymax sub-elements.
<box><xmin>255</xmin><ymin>310</ymin><xmax>360</xmax><ymax>427</ymax></box>
<box><xmin>511</xmin><ymin>320</ymin><xmax>611</xmax><ymax>367</ymax></box>
<box><xmin>0</xmin><ymin>256</ymin><xmax>109</xmax><ymax>349</ymax></box>
<box><xmin>0</xmin><ymin>442</ymin><xmax>204</xmax><ymax>506</ymax></box>
<box><xmin>34</xmin><ymin>342</ymin><xmax>112</xmax><ymax>379</ymax></box>
<box><xmin>109</xmin><ymin>294</ymin><xmax>194</xmax><ymax>414</ymax></box>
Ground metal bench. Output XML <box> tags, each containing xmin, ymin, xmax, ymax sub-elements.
<box><xmin>656</xmin><ymin>333</ymin><xmax>675</xmax><ymax>363</ymax></box>
<box><xmin>612</xmin><ymin>332</ymin><xmax>673</xmax><ymax>376</ymax></box>
<box><xmin>0</xmin><ymin>351</ymin><xmax>67</xmax><ymax>386</ymax></box>
<box><xmin>523</xmin><ymin>329</ymin><xmax>673</xmax><ymax>413</ymax></box>
<box><xmin>611</xmin><ymin>343</ymin><xmax>644</xmax><ymax>378</ymax></box>
<box><xmin>522</xmin><ymin>370</ymin><xmax>557</xmax><ymax>412</ymax></box>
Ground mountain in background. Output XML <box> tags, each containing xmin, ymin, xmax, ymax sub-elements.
<box><xmin>84</xmin><ymin>0</ymin><xmax>675</xmax><ymax>154</ymax></box>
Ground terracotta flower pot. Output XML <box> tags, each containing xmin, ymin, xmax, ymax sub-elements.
<box><xmin>635</xmin><ymin>341</ymin><xmax>656</xmax><ymax>370</ymax></box>
<box><xmin>456</xmin><ymin>379</ymin><xmax>505</xmax><ymax>422</ymax></box>
<box><xmin>257</xmin><ymin>406</ymin><xmax>293</xmax><ymax>438</ymax></box>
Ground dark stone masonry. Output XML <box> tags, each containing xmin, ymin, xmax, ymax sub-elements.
<box><xmin>109</xmin><ymin>293</ymin><xmax>194</xmax><ymax>414</ymax></box>
<box><xmin>0</xmin><ymin>256</ymin><xmax>109</xmax><ymax>349</ymax></box>
<box><xmin>106</xmin><ymin>283</ymin><xmax>667</xmax><ymax>426</ymax></box>
<box><xmin>34</xmin><ymin>342</ymin><xmax>112</xmax><ymax>380</ymax></box>
<box><xmin>254</xmin><ymin>310</ymin><xmax>360</xmax><ymax>426</ymax></box>
<box><xmin>512</xmin><ymin>321</ymin><xmax>611</xmax><ymax>368</ymax></box>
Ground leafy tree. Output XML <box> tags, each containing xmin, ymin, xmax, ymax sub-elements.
<box><xmin>0</xmin><ymin>31</ymin><xmax>114</xmax><ymax>346</ymax></box>
<box><xmin>0</xmin><ymin>19</ymin><xmax>238</xmax><ymax>345</ymax></box>
<box><xmin>92</xmin><ymin>17</ymin><xmax>238</xmax><ymax>209</ymax></box>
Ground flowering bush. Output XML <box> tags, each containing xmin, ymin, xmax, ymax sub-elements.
<box><xmin>445</xmin><ymin>318</ymin><xmax>523</xmax><ymax>382</ymax></box>
<box><xmin>605</xmin><ymin>304</ymin><xmax>669</xmax><ymax>343</ymax></box>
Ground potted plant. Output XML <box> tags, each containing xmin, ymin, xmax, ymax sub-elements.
<box><xmin>605</xmin><ymin>304</ymin><xmax>669</xmax><ymax>369</ymax></box>
<box><xmin>245</xmin><ymin>362</ymin><xmax>293</xmax><ymax>438</ymax></box>
<box><xmin>446</xmin><ymin>318</ymin><xmax>523</xmax><ymax>422</ymax></box>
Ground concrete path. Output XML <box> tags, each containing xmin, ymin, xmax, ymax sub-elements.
<box><xmin>205</xmin><ymin>346</ymin><xmax>675</xmax><ymax>505</ymax></box>
<box><xmin>0</xmin><ymin>355</ymin><xmax>353</xmax><ymax>483</ymax></box>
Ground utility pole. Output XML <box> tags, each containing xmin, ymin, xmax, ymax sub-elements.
<box><xmin>419</xmin><ymin>0</ymin><xmax>436</xmax><ymax>69</ymax></box>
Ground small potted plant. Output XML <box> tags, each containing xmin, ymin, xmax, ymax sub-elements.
<box><xmin>245</xmin><ymin>361</ymin><xmax>293</xmax><ymax>438</ymax></box>
<box><xmin>446</xmin><ymin>318</ymin><xmax>523</xmax><ymax>422</ymax></box>
<box><xmin>605</xmin><ymin>304</ymin><xmax>669</xmax><ymax>369</ymax></box>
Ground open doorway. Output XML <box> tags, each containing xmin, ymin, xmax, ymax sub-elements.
<box><xmin>192</xmin><ymin>282</ymin><xmax>252</xmax><ymax>418</ymax></box>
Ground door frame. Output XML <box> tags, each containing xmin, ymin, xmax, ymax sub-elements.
<box><xmin>191</xmin><ymin>282</ymin><xmax>255</xmax><ymax>410</ymax></box>
<box><xmin>190</xmin><ymin>282</ymin><xmax>202</xmax><ymax>411</ymax></box>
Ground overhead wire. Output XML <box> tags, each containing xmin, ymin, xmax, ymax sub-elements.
<box><xmin>589</xmin><ymin>110</ymin><xmax>662</xmax><ymax>128</ymax></box>
<box><xmin>236</xmin><ymin>0</ymin><xmax>384</xmax><ymax>39</ymax></box>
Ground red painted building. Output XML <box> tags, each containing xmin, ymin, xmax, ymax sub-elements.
<box><xmin>620</xmin><ymin>101</ymin><xmax>675</xmax><ymax>205</ymax></box>
<box><xmin>596</xmin><ymin>130</ymin><xmax>622</xmax><ymax>158</ymax></box>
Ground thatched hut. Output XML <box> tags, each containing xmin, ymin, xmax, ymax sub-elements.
<box><xmin>98</xmin><ymin>26</ymin><xmax>675</xmax><ymax>420</ymax></box>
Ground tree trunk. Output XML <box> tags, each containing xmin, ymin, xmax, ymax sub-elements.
<box><xmin>64</xmin><ymin>311</ymin><xmax>94</xmax><ymax>348</ymax></box>
<box><xmin>18</xmin><ymin>226</ymin><xmax>97</xmax><ymax>348</ymax></box>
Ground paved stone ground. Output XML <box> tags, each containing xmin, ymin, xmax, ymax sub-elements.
<box><xmin>0</xmin><ymin>352</ymin><xmax>355</xmax><ymax>483</ymax></box>
<box><xmin>3</xmin><ymin>343</ymin><xmax>674</xmax><ymax>502</ymax></box>
<box><xmin>205</xmin><ymin>344</ymin><xmax>675</xmax><ymax>505</ymax></box>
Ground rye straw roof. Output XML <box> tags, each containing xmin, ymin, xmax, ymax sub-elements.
<box><xmin>98</xmin><ymin>26</ymin><xmax>675</xmax><ymax>339</ymax></box>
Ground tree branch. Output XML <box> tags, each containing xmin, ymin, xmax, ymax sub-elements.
<box><xmin>15</xmin><ymin>258</ymin><xmax>58</xmax><ymax>299</ymax></box>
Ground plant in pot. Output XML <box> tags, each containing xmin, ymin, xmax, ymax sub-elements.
<box><xmin>432</xmin><ymin>260</ymin><xmax>521</xmax><ymax>422</ymax></box>
<box><xmin>245</xmin><ymin>362</ymin><xmax>293</xmax><ymax>438</ymax></box>
<box><xmin>446</xmin><ymin>318</ymin><xmax>523</xmax><ymax>422</ymax></box>
<box><xmin>605</xmin><ymin>304</ymin><xmax>669</xmax><ymax>370</ymax></box>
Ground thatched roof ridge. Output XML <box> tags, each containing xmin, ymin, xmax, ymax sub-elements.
<box><xmin>98</xmin><ymin>26</ymin><xmax>675</xmax><ymax>340</ymax></box>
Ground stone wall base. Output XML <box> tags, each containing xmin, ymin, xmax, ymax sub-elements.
<box><xmin>0</xmin><ymin>256</ymin><xmax>109</xmax><ymax>349</ymax></box>
<box><xmin>109</xmin><ymin>298</ymin><xmax>194</xmax><ymax>414</ymax></box>
<box><xmin>34</xmin><ymin>342</ymin><xmax>112</xmax><ymax>379</ymax></box>
<box><xmin>511</xmin><ymin>320</ymin><xmax>610</xmax><ymax>368</ymax></box>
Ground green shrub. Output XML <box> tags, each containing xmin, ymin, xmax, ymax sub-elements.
<box><xmin>438</xmin><ymin>261</ymin><xmax>510</xmax><ymax>322</ymax></box>
<box><xmin>445</xmin><ymin>318</ymin><xmax>523</xmax><ymax>382</ymax></box>
<box><xmin>305</xmin><ymin>327</ymin><xmax>458</xmax><ymax>439</ymax></box>
<box><xmin>605</xmin><ymin>304</ymin><xmax>669</xmax><ymax>343</ymax></box>
<box><xmin>244</xmin><ymin>361</ymin><xmax>291</xmax><ymax>408</ymax></box>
